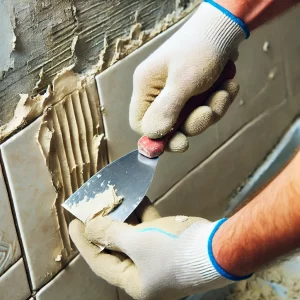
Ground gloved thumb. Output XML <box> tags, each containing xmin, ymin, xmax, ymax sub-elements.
<box><xmin>86</xmin><ymin>216</ymin><xmax>135</xmax><ymax>253</ymax></box>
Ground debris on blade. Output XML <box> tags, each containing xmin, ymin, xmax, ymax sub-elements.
<box><xmin>66</xmin><ymin>185</ymin><xmax>123</xmax><ymax>223</ymax></box>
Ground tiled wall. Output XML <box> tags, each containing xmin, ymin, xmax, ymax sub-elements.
<box><xmin>0</xmin><ymin>5</ymin><xmax>299</xmax><ymax>300</ymax></box>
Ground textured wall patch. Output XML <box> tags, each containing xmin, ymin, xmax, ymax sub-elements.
<box><xmin>37</xmin><ymin>69</ymin><xmax>107</xmax><ymax>254</ymax></box>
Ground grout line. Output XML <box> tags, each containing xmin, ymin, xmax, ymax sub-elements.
<box><xmin>116</xmin><ymin>287</ymin><xmax>121</xmax><ymax>300</ymax></box>
<box><xmin>225</xmin><ymin>117</ymin><xmax>300</xmax><ymax>216</ymax></box>
<box><xmin>0</xmin><ymin>257</ymin><xmax>22</xmax><ymax>277</ymax></box>
<box><xmin>154</xmin><ymin>101</ymin><xmax>288</xmax><ymax>205</ymax></box>
<box><xmin>0</xmin><ymin>151</ymin><xmax>34</xmax><ymax>293</ymax></box>
<box><xmin>32</xmin><ymin>253</ymin><xmax>80</xmax><ymax>296</ymax></box>
<box><xmin>0</xmin><ymin>148</ymin><xmax>78</xmax><ymax>296</ymax></box>
<box><xmin>34</xmin><ymin>253</ymin><xmax>79</xmax><ymax>294</ymax></box>
<box><xmin>95</xmin><ymin>85</ymin><xmax>110</xmax><ymax>165</ymax></box>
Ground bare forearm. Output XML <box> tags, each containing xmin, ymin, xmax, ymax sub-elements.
<box><xmin>216</xmin><ymin>0</ymin><xmax>300</xmax><ymax>30</ymax></box>
<box><xmin>213</xmin><ymin>150</ymin><xmax>300</xmax><ymax>277</ymax></box>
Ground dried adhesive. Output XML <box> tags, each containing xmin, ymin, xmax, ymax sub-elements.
<box><xmin>70</xmin><ymin>185</ymin><xmax>123</xmax><ymax>223</ymax></box>
<box><xmin>175</xmin><ymin>215</ymin><xmax>189</xmax><ymax>223</ymax></box>
<box><xmin>0</xmin><ymin>0</ymin><xmax>201</xmax><ymax>142</ymax></box>
<box><xmin>55</xmin><ymin>254</ymin><xmax>62</xmax><ymax>262</ymax></box>
<box><xmin>228</xmin><ymin>256</ymin><xmax>300</xmax><ymax>300</ymax></box>
<box><xmin>37</xmin><ymin>68</ymin><xmax>107</xmax><ymax>254</ymax></box>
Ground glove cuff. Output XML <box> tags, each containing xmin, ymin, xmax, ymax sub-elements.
<box><xmin>194</xmin><ymin>1</ymin><xmax>249</xmax><ymax>54</ymax></box>
<box><xmin>175</xmin><ymin>218</ymin><xmax>252</xmax><ymax>293</ymax></box>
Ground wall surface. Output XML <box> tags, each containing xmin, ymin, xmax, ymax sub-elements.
<box><xmin>0</xmin><ymin>0</ymin><xmax>196</xmax><ymax>127</ymax></box>
<box><xmin>0</xmin><ymin>1</ymin><xmax>299</xmax><ymax>300</ymax></box>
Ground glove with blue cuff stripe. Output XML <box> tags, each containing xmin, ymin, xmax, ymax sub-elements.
<box><xmin>129</xmin><ymin>0</ymin><xmax>250</xmax><ymax>153</ymax></box>
<box><xmin>70</xmin><ymin>199</ymin><xmax>251</xmax><ymax>300</ymax></box>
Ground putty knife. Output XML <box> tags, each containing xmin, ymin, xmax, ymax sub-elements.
<box><xmin>62</xmin><ymin>61</ymin><xmax>236</xmax><ymax>223</ymax></box>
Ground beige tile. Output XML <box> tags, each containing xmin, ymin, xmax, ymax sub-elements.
<box><xmin>156</xmin><ymin>98</ymin><xmax>299</xmax><ymax>221</ymax></box>
<box><xmin>36</xmin><ymin>255</ymin><xmax>118</xmax><ymax>300</ymax></box>
<box><xmin>217</xmin><ymin>19</ymin><xmax>287</xmax><ymax>143</ymax></box>
<box><xmin>1</xmin><ymin>118</ymin><xmax>74</xmax><ymax>290</ymax></box>
<box><xmin>0</xmin><ymin>258</ymin><xmax>31</xmax><ymax>300</ymax></box>
<box><xmin>0</xmin><ymin>163</ymin><xmax>21</xmax><ymax>275</ymax></box>
<box><xmin>96</xmin><ymin>15</ymin><xmax>220</xmax><ymax>201</ymax></box>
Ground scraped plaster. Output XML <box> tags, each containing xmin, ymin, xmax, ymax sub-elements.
<box><xmin>0</xmin><ymin>0</ymin><xmax>200</xmax><ymax>129</ymax></box>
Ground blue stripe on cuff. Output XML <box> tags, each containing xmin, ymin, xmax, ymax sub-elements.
<box><xmin>204</xmin><ymin>0</ymin><xmax>250</xmax><ymax>39</ymax></box>
<box><xmin>137</xmin><ymin>227</ymin><xmax>178</xmax><ymax>239</ymax></box>
<box><xmin>207</xmin><ymin>218</ymin><xmax>253</xmax><ymax>281</ymax></box>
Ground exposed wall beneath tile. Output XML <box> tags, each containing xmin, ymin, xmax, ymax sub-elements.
<box><xmin>0</xmin><ymin>0</ymin><xmax>199</xmax><ymax>127</ymax></box>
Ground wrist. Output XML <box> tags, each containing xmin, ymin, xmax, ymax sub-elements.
<box><xmin>214</xmin><ymin>0</ymin><xmax>273</xmax><ymax>25</ymax></box>
<box><xmin>176</xmin><ymin>219</ymin><xmax>251</xmax><ymax>293</ymax></box>
<box><xmin>175</xmin><ymin>220</ymin><xmax>232</xmax><ymax>292</ymax></box>
<box><xmin>209</xmin><ymin>219</ymin><xmax>253</xmax><ymax>279</ymax></box>
<box><xmin>212</xmin><ymin>217</ymin><xmax>255</xmax><ymax>277</ymax></box>
<box><xmin>199</xmin><ymin>0</ymin><xmax>250</xmax><ymax>46</ymax></box>
<box><xmin>212</xmin><ymin>150</ymin><xmax>300</xmax><ymax>277</ymax></box>
<box><xmin>214</xmin><ymin>0</ymin><xmax>298</xmax><ymax>31</ymax></box>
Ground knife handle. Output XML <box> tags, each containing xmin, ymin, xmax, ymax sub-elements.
<box><xmin>138</xmin><ymin>60</ymin><xmax>236</xmax><ymax>158</ymax></box>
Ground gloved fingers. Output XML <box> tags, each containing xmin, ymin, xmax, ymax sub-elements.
<box><xmin>135</xmin><ymin>196</ymin><xmax>161</xmax><ymax>222</ymax></box>
<box><xmin>180</xmin><ymin>106</ymin><xmax>214</xmax><ymax>137</ymax></box>
<box><xmin>85</xmin><ymin>216</ymin><xmax>135</xmax><ymax>253</ymax></box>
<box><xmin>165</xmin><ymin>131</ymin><xmax>189</xmax><ymax>153</ymax></box>
<box><xmin>207</xmin><ymin>80</ymin><xmax>239</xmax><ymax>120</ymax></box>
<box><xmin>141</xmin><ymin>83</ymin><xmax>190</xmax><ymax>139</ymax></box>
<box><xmin>206</xmin><ymin>90</ymin><xmax>231</xmax><ymax>121</ymax></box>
<box><xmin>219</xmin><ymin>80</ymin><xmax>240</xmax><ymax>101</ymax></box>
<box><xmin>129</xmin><ymin>56</ymin><xmax>167</xmax><ymax>135</ymax></box>
<box><xmin>181</xmin><ymin>80</ymin><xmax>239</xmax><ymax>136</ymax></box>
<box><xmin>69</xmin><ymin>219</ymin><xmax>101</xmax><ymax>258</ymax></box>
<box><xmin>69</xmin><ymin>220</ymin><xmax>134</xmax><ymax>286</ymax></box>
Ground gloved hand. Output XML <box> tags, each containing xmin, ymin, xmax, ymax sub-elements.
<box><xmin>69</xmin><ymin>198</ymin><xmax>249</xmax><ymax>300</ymax></box>
<box><xmin>129</xmin><ymin>0</ymin><xmax>249</xmax><ymax>153</ymax></box>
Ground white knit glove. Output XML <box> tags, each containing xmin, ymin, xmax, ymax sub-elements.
<box><xmin>69</xmin><ymin>200</ymin><xmax>250</xmax><ymax>300</ymax></box>
<box><xmin>130</xmin><ymin>0</ymin><xmax>249</xmax><ymax>152</ymax></box>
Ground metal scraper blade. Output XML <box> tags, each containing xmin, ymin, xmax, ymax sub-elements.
<box><xmin>62</xmin><ymin>150</ymin><xmax>158</xmax><ymax>223</ymax></box>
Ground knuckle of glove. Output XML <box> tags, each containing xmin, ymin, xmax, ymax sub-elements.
<box><xmin>85</xmin><ymin>217</ymin><xmax>111</xmax><ymax>245</ymax></box>
<box><xmin>166</xmin><ymin>131</ymin><xmax>189</xmax><ymax>153</ymax></box>
<box><xmin>220</xmin><ymin>80</ymin><xmax>240</xmax><ymax>101</ymax></box>
<box><xmin>181</xmin><ymin>106</ymin><xmax>214</xmax><ymax>136</ymax></box>
<box><xmin>207</xmin><ymin>90</ymin><xmax>231</xmax><ymax>120</ymax></box>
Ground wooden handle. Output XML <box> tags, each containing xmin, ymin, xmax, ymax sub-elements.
<box><xmin>138</xmin><ymin>60</ymin><xmax>236</xmax><ymax>158</ymax></box>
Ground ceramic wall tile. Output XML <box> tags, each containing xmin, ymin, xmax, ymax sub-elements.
<box><xmin>156</xmin><ymin>97</ymin><xmax>299</xmax><ymax>221</ymax></box>
<box><xmin>1</xmin><ymin>118</ymin><xmax>74</xmax><ymax>290</ymax></box>
<box><xmin>96</xmin><ymin>15</ymin><xmax>220</xmax><ymax>201</ymax></box>
<box><xmin>0</xmin><ymin>163</ymin><xmax>21</xmax><ymax>275</ymax></box>
<box><xmin>36</xmin><ymin>255</ymin><xmax>117</xmax><ymax>300</ymax></box>
<box><xmin>0</xmin><ymin>258</ymin><xmax>31</xmax><ymax>300</ymax></box>
<box><xmin>217</xmin><ymin>19</ymin><xmax>287</xmax><ymax>143</ymax></box>
<box><xmin>225</xmin><ymin>118</ymin><xmax>300</xmax><ymax>215</ymax></box>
